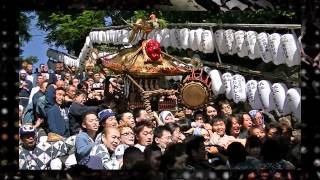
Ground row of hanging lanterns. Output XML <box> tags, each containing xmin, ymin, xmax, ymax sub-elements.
<box><xmin>86</xmin><ymin>28</ymin><xmax>301</xmax><ymax>67</ymax></box>
<box><xmin>208</xmin><ymin>69</ymin><xmax>300</xmax><ymax>120</ymax></box>
<box><xmin>47</xmin><ymin>49</ymin><xmax>80</xmax><ymax>68</ymax></box>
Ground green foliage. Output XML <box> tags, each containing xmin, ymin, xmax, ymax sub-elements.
<box><xmin>37</xmin><ymin>11</ymin><xmax>108</xmax><ymax>54</ymax></box>
<box><xmin>19</xmin><ymin>12</ymin><xmax>34</xmax><ymax>55</ymax></box>
<box><xmin>21</xmin><ymin>56</ymin><xmax>39</xmax><ymax>64</ymax></box>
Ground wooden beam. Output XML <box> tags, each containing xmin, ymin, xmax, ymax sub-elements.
<box><xmin>126</xmin><ymin>74</ymin><xmax>145</xmax><ymax>93</ymax></box>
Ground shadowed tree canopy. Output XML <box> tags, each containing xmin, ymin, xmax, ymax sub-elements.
<box><xmin>19</xmin><ymin>12</ymin><xmax>33</xmax><ymax>55</ymax></box>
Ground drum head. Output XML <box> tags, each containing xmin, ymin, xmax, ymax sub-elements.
<box><xmin>180</xmin><ymin>81</ymin><xmax>209</xmax><ymax>109</ymax></box>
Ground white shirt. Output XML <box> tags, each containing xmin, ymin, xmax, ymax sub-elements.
<box><xmin>28</xmin><ymin>86</ymin><xmax>40</xmax><ymax>105</ymax></box>
<box><xmin>134</xmin><ymin>144</ymin><xmax>146</xmax><ymax>152</ymax></box>
<box><xmin>210</xmin><ymin>132</ymin><xmax>236</xmax><ymax>148</ymax></box>
<box><xmin>26</xmin><ymin>74</ymin><xmax>34</xmax><ymax>84</ymax></box>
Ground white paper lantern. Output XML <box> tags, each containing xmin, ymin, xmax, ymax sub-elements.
<box><xmin>234</xmin><ymin>30</ymin><xmax>246</xmax><ymax>57</ymax></box>
<box><xmin>179</xmin><ymin>28</ymin><xmax>189</xmax><ymax>50</ymax></box>
<box><xmin>209</xmin><ymin>69</ymin><xmax>225</xmax><ymax>95</ymax></box>
<box><xmin>64</xmin><ymin>57</ymin><xmax>69</xmax><ymax>66</ymax></box>
<box><xmin>257</xmin><ymin>80</ymin><xmax>276</xmax><ymax>112</ymax></box>
<box><xmin>246</xmin><ymin>80</ymin><xmax>263</xmax><ymax>110</ymax></box>
<box><xmin>194</xmin><ymin>28</ymin><xmax>204</xmax><ymax>51</ymax></box>
<box><xmin>94</xmin><ymin>31</ymin><xmax>99</xmax><ymax>43</ymax></box>
<box><xmin>160</xmin><ymin>28</ymin><xmax>170</xmax><ymax>48</ymax></box>
<box><xmin>85</xmin><ymin>36</ymin><xmax>91</xmax><ymax>47</ymax></box>
<box><xmin>245</xmin><ymin>31</ymin><xmax>259</xmax><ymax>60</ymax></box>
<box><xmin>224</xmin><ymin>29</ymin><xmax>236</xmax><ymax>55</ymax></box>
<box><xmin>200</xmin><ymin>30</ymin><xmax>214</xmax><ymax>54</ymax></box>
<box><xmin>89</xmin><ymin>32</ymin><xmax>95</xmax><ymax>42</ymax></box>
<box><xmin>280</xmin><ymin>34</ymin><xmax>301</xmax><ymax>67</ymax></box>
<box><xmin>120</xmin><ymin>29</ymin><xmax>129</xmax><ymax>44</ymax></box>
<box><xmin>109</xmin><ymin>30</ymin><xmax>116</xmax><ymax>44</ymax></box>
<box><xmin>76</xmin><ymin>60</ymin><xmax>80</xmax><ymax>68</ymax></box>
<box><xmin>215</xmin><ymin>29</ymin><xmax>227</xmax><ymax>54</ymax></box>
<box><xmin>257</xmin><ymin>32</ymin><xmax>273</xmax><ymax>63</ymax></box>
<box><xmin>188</xmin><ymin>29</ymin><xmax>195</xmax><ymax>50</ymax></box>
<box><xmin>231</xmin><ymin>74</ymin><xmax>247</xmax><ymax>103</ymax></box>
<box><xmin>268</xmin><ymin>33</ymin><xmax>282</xmax><ymax>65</ymax></box>
<box><xmin>222</xmin><ymin>72</ymin><xmax>233</xmax><ymax>100</ymax></box>
<box><xmin>78</xmin><ymin>51</ymin><xmax>83</xmax><ymax>61</ymax></box>
<box><xmin>169</xmin><ymin>29</ymin><xmax>180</xmax><ymax>48</ymax></box>
<box><xmin>115</xmin><ymin>30</ymin><xmax>122</xmax><ymax>45</ymax></box>
<box><xmin>287</xmin><ymin>88</ymin><xmax>301</xmax><ymax>120</ymax></box>
<box><xmin>96</xmin><ymin>31</ymin><xmax>102</xmax><ymax>44</ymax></box>
<box><xmin>271</xmin><ymin>83</ymin><xmax>291</xmax><ymax>115</ymax></box>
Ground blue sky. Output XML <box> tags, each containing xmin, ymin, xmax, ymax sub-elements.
<box><xmin>21</xmin><ymin>12</ymin><xmax>68</xmax><ymax>72</ymax></box>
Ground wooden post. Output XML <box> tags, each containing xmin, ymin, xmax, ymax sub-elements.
<box><xmin>126</xmin><ymin>74</ymin><xmax>145</xmax><ymax>93</ymax></box>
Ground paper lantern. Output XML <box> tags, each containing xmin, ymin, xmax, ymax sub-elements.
<box><xmin>215</xmin><ymin>29</ymin><xmax>227</xmax><ymax>54</ymax></box>
<box><xmin>271</xmin><ymin>83</ymin><xmax>291</xmax><ymax>115</ymax></box>
<box><xmin>160</xmin><ymin>28</ymin><xmax>170</xmax><ymax>48</ymax></box>
<box><xmin>268</xmin><ymin>33</ymin><xmax>282</xmax><ymax>65</ymax></box>
<box><xmin>121</xmin><ymin>29</ymin><xmax>129</xmax><ymax>44</ymax></box>
<box><xmin>257</xmin><ymin>80</ymin><xmax>276</xmax><ymax>112</ymax></box>
<box><xmin>246</xmin><ymin>80</ymin><xmax>263</xmax><ymax>110</ymax></box>
<box><xmin>89</xmin><ymin>31</ymin><xmax>94</xmax><ymax>42</ymax></box>
<box><xmin>85</xmin><ymin>36</ymin><xmax>91</xmax><ymax>47</ymax></box>
<box><xmin>257</xmin><ymin>32</ymin><xmax>273</xmax><ymax>63</ymax></box>
<box><xmin>280</xmin><ymin>34</ymin><xmax>301</xmax><ymax>67</ymax></box>
<box><xmin>234</xmin><ymin>30</ymin><xmax>246</xmax><ymax>57</ymax></box>
<box><xmin>64</xmin><ymin>57</ymin><xmax>69</xmax><ymax>66</ymax></box>
<box><xmin>222</xmin><ymin>72</ymin><xmax>233</xmax><ymax>100</ymax></box>
<box><xmin>97</xmin><ymin>31</ymin><xmax>103</xmax><ymax>44</ymax></box>
<box><xmin>188</xmin><ymin>29</ymin><xmax>196</xmax><ymax>50</ymax></box>
<box><xmin>179</xmin><ymin>28</ymin><xmax>189</xmax><ymax>50</ymax></box>
<box><xmin>94</xmin><ymin>31</ymin><xmax>99</xmax><ymax>43</ymax></box>
<box><xmin>194</xmin><ymin>28</ymin><xmax>204</xmax><ymax>52</ymax></box>
<box><xmin>169</xmin><ymin>29</ymin><xmax>180</xmax><ymax>48</ymax></box>
<box><xmin>287</xmin><ymin>88</ymin><xmax>301</xmax><ymax>120</ymax></box>
<box><xmin>209</xmin><ymin>69</ymin><xmax>225</xmax><ymax>95</ymax></box>
<box><xmin>201</xmin><ymin>30</ymin><xmax>214</xmax><ymax>53</ymax></box>
<box><xmin>108</xmin><ymin>30</ymin><xmax>115</xmax><ymax>44</ymax></box>
<box><xmin>245</xmin><ymin>31</ymin><xmax>259</xmax><ymax>60</ymax></box>
<box><xmin>224</xmin><ymin>29</ymin><xmax>236</xmax><ymax>55</ymax></box>
<box><xmin>231</xmin><ymin>74</ymin><xmax>247</xmax><ymax>103</ymax></box>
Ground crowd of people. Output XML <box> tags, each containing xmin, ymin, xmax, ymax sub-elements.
<box><xmin>18</xmin><ymin>61</ymin><xmax>301</xmax><ymax>178</ymax></box>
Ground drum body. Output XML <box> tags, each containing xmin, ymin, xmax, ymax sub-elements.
<box><xmin>180</xmin><ymin>81</ymin><xmax>210</xmax><ymax>109</ymax></box>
